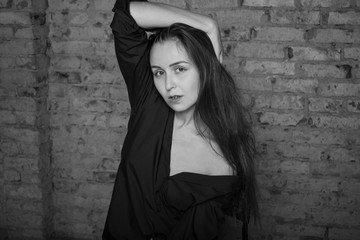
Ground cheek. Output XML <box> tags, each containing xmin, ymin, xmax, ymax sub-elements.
<box><xmin>154</xmin><ymin>80</ymin><xmax>164</xmax><ymax>95</ymax></box>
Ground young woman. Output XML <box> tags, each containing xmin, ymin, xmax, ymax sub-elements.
<box><xmin>103</xmin><ymin>0</ymin><xmax>259</xmax><ymax>239</ymax></box>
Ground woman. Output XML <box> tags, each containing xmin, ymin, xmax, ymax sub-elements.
<box><xmin>103</xmin><ymin>0</ymin><xmax>259</xmax><ymax>239</ymax></box>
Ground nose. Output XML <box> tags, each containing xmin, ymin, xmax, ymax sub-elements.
<box><xmin>165</xmin><ymin>73</ymin><xmax>176</xmax><ymax>91</ymax></box>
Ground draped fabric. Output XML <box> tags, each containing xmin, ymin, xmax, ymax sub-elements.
<box><xmin>102</xmin><ymin>1</ymin><xmax>246</xmax><ymax>239</ymax></box>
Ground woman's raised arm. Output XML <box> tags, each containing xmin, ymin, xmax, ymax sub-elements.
<box><xmin>130</xmin><ymin>1</ymin><xmax>223</xmax><ymax>62</ymax></box>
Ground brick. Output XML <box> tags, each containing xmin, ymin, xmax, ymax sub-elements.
<box><xmin>0</xmin><ymin>110</ymin><xmax>36</xmax><ymax>126</ymax></box>
<box><xmin>330</xmin><ymin>228</ymin><xmax>360</xmax><ymax>240</ymax></box>
<box><xmin>55</xmin><ymin>192</ymin><xmax>110</xmax><ymax>209</ymax></box>
<box><xmin>4</xmin><ymin>157</ymin><xmax>40</xmax><ymax>183</ymax></box>
<box><xmin>270</xmin><ymin>204</ymin><xmax>308</xmax><ymax>223</ymax></box>
<box><xmin>50</xmin><ymin>26</ymin><xmax>111</xmax><ymax>41</ymax></box>
<box><xmin>1</xmin><ymin>127</ymin><xmax>39</xmax><ymax>143</ymax></box>
<box><xmin>148</xmin><ymin>0</ymin><xmax>187</xmax><ymax>8</ymax></box>
<box><xmin>0</xmin><ymin>98</ymin><xmax>37</xmax><ymax>112</ymax></box>
<box><xmin>311</xmin><ymin>161</ymin><xmax>360</xmax><ymax>178</ymax></box>
<box><xmin>0</xmin><ymin>27</ymin><xmax>13</xmax><ymax>40</ymax></box>
<box><xmin>287</xmin><ymin>176</ymin><xmax>341</xmax><ymax>194</ymax></box>
<box><xmin>51</xmin><ymin>41</ymin><xmax>115</xmax><ymax>56</ymax></box>
<box><xmin>341</xmin><ymin>180</ymin><xmax>360</xmax><ymax>197</ymax></box>
<box><xmin>308</xmin><ymin>29</ymin><xmax>360</xmax><ymax>43</ymax></box>
<box><xmin>319</xmin><ymin>147</ymin><xmax>359</xmax><ymax>163</ymax></box>
<box><xmin>258</xmin><ymin>159</ymin><xmax>281</xmax><ymax>173</ymax></box>
<box><xmin>243</xmin><ymin>0</ymin><xmax>295</xmax><ymax>7</ymax></box>
<box><xmin>280</xmin><ymin>160</ymin><xmax>309</xmax><ymax>174</ymax></box>
<box><xmin>48</xmin><ymin>0</ymin><xmax>90</xmax><ymax>10</ymax></box>
<box><xmin>50</xmin><ymin>112</ymin><xmax>109</xmax><ymax>128</ymax></box>
<box><xmin>0</xmin><ymin>57</ymin><xmax>15</xmax><ymax>69</ymax></box>
<box><xmin>72</xmin><ymin>98</ymin><xmax>115</xmax><ymax>113</ymax></box>
<box><xmin>51</xmin><ymin>56</ymin><xmax>82</xmax><ymax>70</ymax></box>
<box><xmin>0</xmin><ymin>141</ymin><xmax>39</xmax><ymax>156</ymax></box>
<box><xmin>82</xmin><ymin>71</ymin><xmax>123</xmax><ymax>85</ymax></box>
<box><xmin>275</xmin><ymin>143</ymin><xmax>322</xmax><ymax>160</ymax></box>
<box><xmin>347</xmin><ymin>99</ymin><xmax>360</xmax><ymax>113</ymax></box>
<box><xmin>244</xmin><ymin>60</ymin><xmax>295</xmax><ymax>75</ymax></box>
<box><xmin>13</xmin><ymin>0</ymin><xmax>31</xmax><ymax>9</ymax></box>
<box><xmin>93</xmin><ymin>12</ymin><xmax>113</xmax><ymax>26</ymax></box>
<box><xmin>49</xmin><ymin>83</ymin><xmax>67</xmax><ymax>98</ymax></box>
<box><xmin>7</xmin><ymin>213</ymin><xmax>44</xmax><ymax>228</ymax></box>
<box><xmin>192</xmin><ymin>0</ymin><xmax>238</xmax><ymax>8</ymax></box>
<box><xmin>5</xmin><ymin>184</ymin><xmax>42</xmax><ymax>199</ymax></box>
<box><xmin>254</xmin><ymin>95</ymin><xmax>305</xmax><ymax>110</ymax></box>
<box><xmin>49</xmin><ymin>12</ymin><xmax>89</xmax><ymax>25</ymax></box>
<box><xmin>353</xmin><ymin>64</ymin><xmax>360</xmax><ymax>79</ymax></box>
<box><xmin>0</xmin><ymin>0</ymin><xmax>11</xmax><ymax>8</ymax></box>
<box><xmin>197</xmin><ymin>9</ymin><xmax>263</xmax><ymax>41</ymax></box>
<box><xmin>4</xmin><ymin>170</ymin><xmax>21</xmax><ymax>182</ymax></box>
<box><xmin>288</xmin><ymin>46</ymin><xmax>341</xmax><ymax>61</ymax></box>
<box><xmin>76</xmin><ymin>182</ymin><xmax>113</xmax><ymax>199</ymax></box>
<box><xmin>225</xmin><ymin>42</ymin><xmax>284</xmax><ymax>59</ymax></box>
<box><xmin>238</xmin><ymin>77</ymin><xmax>318</xmax><ymax>94</ymax></box>
<box><xmin>310</xmin><ymin>115</ymin><xmax>360</xmax><ymax>130</ymax></box>
<box><xmin>344</xmin><ymin>47</ymin><xmax>360</xmax><ymax>60</ymax></box>
<box><xmin>82</xmin><ymin>56</ymin><xmax>118</xmax><ymax>71</ymax></box>
<box><xmin>328</xmin><ymin>11</ymin><xmax>360</xmax><ymax>25</ymax></box>
<box><xmin>48</xmin><ymin>98</ymin><xmax>69</xmax><ymax>112</ymax></box>
<box><xmin>253</xmin><ymin>27</ymin><xmax>305</xmax><ymax>42</ymax></box>
<box><xmin>214</xmin><ymin>9</ymin><xmax>264</xmax><ymax>26</ymax></box>
<box><xmin>308</xmin><ymin>97</ymin><xmax>343</xmax><ymax>113</ymax></box>
<box><xmin>0</xmin><ymin>39</ymin><xmax>35</xmax><ymax>55</ymax></box>
<box><xmin>310</xmin><ymin>208</ymin><xmax>359</xmax><ymax>226</ymax></box>
<box><xmin>50</xmin><ymin>71</ymin><xmax>82</xmax><ymax>84</ymax></box>
<box><xmin>52</xmin><ymin>153</ymin><xmax>99</xmax><ymax>181</ymax></box>
<box><xmin>5</xmin><ymin>198</ymin><xmax>43</xmax><ymax>213</ymax></box>
<box><xmin>53</xmin><ymin>221</ymin><xmax>94</xmax><ymax>239</ymax></box>
<box><xmin>0</xmin><ymin>12</ymin><xmax>31</xmax><ymax>25</ymax></box>
<box><xmin>254</xmin><ymin>126</ymin><xmax>293</xmax><ymax>142</ymax></box>
<box><xmin>270</xmin><ymin>9</ymin><xmax>320</xmax><ymax>24</ymax></box>
<box><xmin>257</xmin><ymin>112</ymin><xmax>306</xmax><ymax>126</ymax></box>
<box><xmin>292</xmin><ymin>129</ymin><xmax>360</xmax><ymax>145</ymax></box>
<box><xmin>299</xmin><ymin>0</ymin><xmax>351</xmax><ymax>8</ymax></box>
<box><xmin>6</xmin><ymin>228</ymin><xmax>45</xmax><ymax>239</ymax></box>
<box><xmin>108</xmin><ymin>114</ymin><xmax>129</xmax><ymax>128</ymax></box>
<box><xmin>94</xmin><ymin>0</ymin><xmax>114</xmax><ymax>10</ymax></box>
<box><xmin>275</xmin><ymin>224</ymin><xmax>325</xmax><ymax>239</ymax></box>
<box><xmin>298</xmin><ymin>64</ymin><xmax>352</xmax><ymax>78</ymax></box>
<box><xmin>14</xmin><ymin>27</ymin><xmax>34</xmax><ymax>38</ymax></box>
<box><xmin>317</xmin><ymin>83</ymin><xmax>360</xmax><ymax>97</ymax></box>
<box><xmin>69</xmin><ymin>85</ymin><xmax>106</xmax><ymax>99</ymax></box>
<box><xmin>51</xmin><ymin>41</ymin><xmax>92</xmax><ymax>55</ymax></box>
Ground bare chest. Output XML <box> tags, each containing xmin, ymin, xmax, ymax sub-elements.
<box><xmin>169</xmin><ymin>129</ymin><xmax>232</xmax><ymax>176</ymax></box>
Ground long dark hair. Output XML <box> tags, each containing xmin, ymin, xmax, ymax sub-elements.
<box><xmin>149</xmin><ymin>23</ymin><xmax>259</xmax><ymax>222</ymax></box>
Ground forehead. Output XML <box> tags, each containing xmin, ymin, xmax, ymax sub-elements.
<box><xmin>150</xmin><ymin>40</ymin><xmax>190</xmax><ymax>65</ymax></box>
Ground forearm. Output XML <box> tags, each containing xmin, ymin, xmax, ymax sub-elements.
<box><xmin>129</xmin><ymin>2</ymin><xmax>216</xmax><ymax>36</ymax></box>
<box><xmin>129</xmin><ymin>1</ymin><xmax>222</xmax><ymax>61</ymax></box>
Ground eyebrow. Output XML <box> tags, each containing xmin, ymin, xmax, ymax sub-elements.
<box><xmin>151</xmin><ymin>61</ymin><xmax>189</xmax><ymax>69</ymax></box>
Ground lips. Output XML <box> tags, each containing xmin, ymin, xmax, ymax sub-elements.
<box><xmin>168</xmin><ymin>95</ymin><xmax>183</xmax><ymax>101</ymax></box>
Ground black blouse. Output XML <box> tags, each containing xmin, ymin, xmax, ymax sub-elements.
<box><xmin>102</xmin><ymin>0</ymin><xmax>245</xmax><ymax>239</ymax></box>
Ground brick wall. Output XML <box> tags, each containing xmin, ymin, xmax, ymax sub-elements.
<box><xmin>0</xmin><ymin>0</ymin><xmax>52</xmax><ymax>239</ymax></box>
<box><xmin>1</xmin><ymin>0</ymin><xmax>359</xmax><ymax>239</ymax></box>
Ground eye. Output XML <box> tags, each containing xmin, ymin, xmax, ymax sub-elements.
<box><xmin>153</xmin><ymin>70</ymin><xmax>164</xmax><ymax>78</ymax></box>
<box><xmin>175</xmin><ymin>66</ymin><xmax>186</xmax><ymax>73</ymax></box>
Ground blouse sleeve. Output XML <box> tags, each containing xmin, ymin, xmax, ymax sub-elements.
<box><xmin>110</xmin><ymin>0</ymin><xmax>155</xmax><ymax>111</ymax></box>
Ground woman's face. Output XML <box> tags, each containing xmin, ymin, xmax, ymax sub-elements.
<box><xmin>150</xmin><ymin>40</ymin><xmax>200</xmax><ymax>116</ymax></box>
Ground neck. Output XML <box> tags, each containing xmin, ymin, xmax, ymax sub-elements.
<box><xmin>174</xmin><ymin>110</ymin><xmax>195</xmax><ymax>129</ymax></box>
